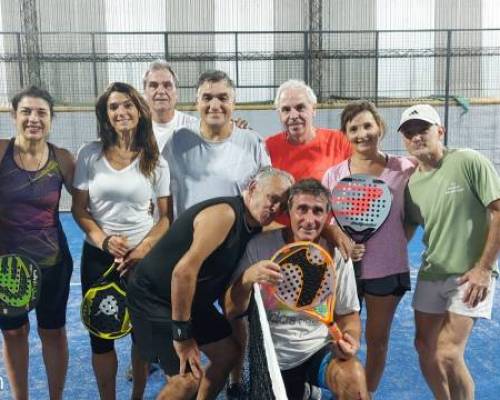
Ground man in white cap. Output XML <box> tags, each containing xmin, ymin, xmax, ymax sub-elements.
<box><xmin>399</xmin><ymin>104</ymin><xmax>500</xmax><ymax>400</ymax></box>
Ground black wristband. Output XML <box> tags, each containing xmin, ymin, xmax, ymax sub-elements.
<box><xmin>102</xmin><ymin>235</ymin><xmax>113</xmax><ymax>253</ymax></box>
<box><xmin>171</xmin><ymin>319</ymin><xmax>193</xmax><ymax>342</ymax></box>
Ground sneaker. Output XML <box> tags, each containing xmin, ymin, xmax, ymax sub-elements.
<box><xmin>226</xmin><ymin>382</ymin><xmax>246</xmax><ymax>399</ymax></box>
<box><xmin>303</xmin><ymin>382</ymin><xmax>322</xmax><ymax>400</ymax></box>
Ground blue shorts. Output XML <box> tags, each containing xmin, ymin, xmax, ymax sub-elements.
<box><xmin>281</xmin><ymin>344</ymin><xmax>334</xmax><ymax>400</ymax></box>
<box><xmin>0</xmin><ymin>252</ymin><xmax>73</xmax><ymax>331</ymax></box>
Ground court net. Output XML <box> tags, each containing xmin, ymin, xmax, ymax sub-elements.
<box><xmin>245</xmin><ymin>283</ymin><xmax>287</xmax><ymax>400</ymax></box>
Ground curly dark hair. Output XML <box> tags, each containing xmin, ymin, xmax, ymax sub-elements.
<box><xmin>95</xmin><ymin>82</ymin><xmax>159</xmax><ymax>177</ymax></box>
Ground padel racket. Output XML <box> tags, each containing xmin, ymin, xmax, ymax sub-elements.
<box><xmin>0</xmin><ymin>254</ymin><xmax>41</xmax><ymax>317</ymax></box>
<box><xmin>81</xmin><ymin>262</ymin><xmax>132</xmax><ymax>340</ymax></box>
<box><xmin>270</xmin><ymin>241</ymin><xmax>342</xmax><ymax>341</ymax></box>
<box><xmin>331</xmin><ymin>174</ymin><xmax>392</xmax><ymax>278</ymax></box>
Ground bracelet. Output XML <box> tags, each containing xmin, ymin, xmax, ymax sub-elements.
<box><xmin>101</xmin><ymin>235</ymin><xmax>113</xmax><ymax>253</ymax></box>
<box><xmin>171</xmin><ymin>319</ymin><xmax>193</xmax><ymax>342</ymax></box>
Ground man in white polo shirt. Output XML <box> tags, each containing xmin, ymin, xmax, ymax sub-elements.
<box><xmin>142</xmin><ymin>59</ymin><xmax>198</xmax><ymax>152</ymax></box>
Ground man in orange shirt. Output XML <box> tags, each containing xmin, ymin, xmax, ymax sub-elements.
<box><xmin>266</xmin><ymin>79</ymin><xmax>351</xmax><ymax>182</ymax></box>
<box><xmin>266</xmin><ymin>80</ymin><xmax>353</xmax><ymax>260</ymax></box>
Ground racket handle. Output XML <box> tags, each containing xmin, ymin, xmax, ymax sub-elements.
<box><xmin>328</xmin><ymin>323</ymin><xmax>343</xmax><ymax>341</ymax></box>
<box><xmin>353</xmin><ymin>260</ymin><xmax>362</xmax><ymax>280</ymax></box>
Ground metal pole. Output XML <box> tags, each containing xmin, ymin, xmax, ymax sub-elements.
<box><xmin>304</xmin><ymin>32</ymin><xmax>309</xmax><ymax>84</ymax></box>
<box><xmin>309</xmin><ymin>0</ymin><xmax>323</xmax><ymax>101</ymax></box>
<box><xmin>20</xmin><ymin>0</ymin><xmax>41</xmax><ymax>86</ymax></box>
<box><xmin>91</xmin><ymin>33</ymin><xmax>98</xmax><ymax>98</ymax></box>
<box><xmin>444</xmin><ymin>30</ymin><xmax>452</xmax><ymax>144</ymax></box>
<box><xmin>164</xmin><ymin>32</ymin><xmax>169</xmax><ymax>60</ymax></box>
<box><xmin>374</xmin><ymin>31</ymin><xmax>379</xmax><ymax>105</ymax></box>
<box><xmin>235</xmin><ymin>32</ymin><xmax>239</xmax><ymax>87</ymax></box>
<box><xmin>16</xmin><ymin>33</ymin><xmax>24</xmax><ymax>88</ymax></box>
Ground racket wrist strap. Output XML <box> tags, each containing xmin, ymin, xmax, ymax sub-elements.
<box><xmin>171</xmin><ymin>319</ymin><xmax>193</xmax><ymax>342</ymax></box>
<box><xmin>102</xmin><ymin>235</ymin><xmax>113</xmax><ymax>253</ymax></box>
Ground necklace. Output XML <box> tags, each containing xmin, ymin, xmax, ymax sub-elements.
<box><xmin>347</xmin><ymin>152</ymin><xmax>388</xmax><ymax>176</ymax></box>
<box><xmin>16</xmin><ymin>144</ymin><xmax>47</xmax><ymax>185</ymax></box>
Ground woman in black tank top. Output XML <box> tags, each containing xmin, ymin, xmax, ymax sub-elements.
<box><xmin>0</xmin><ymin>86</ymin><xmax>75</xmax><ymax>400</ymax></box>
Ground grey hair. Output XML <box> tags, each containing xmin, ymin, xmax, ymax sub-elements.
<box><xmin>142</xmin><ymin>59</ymin><xmax>179</xmax><ymax>89</ymax></box>
<box><xmin>247</xmin><ymin>167</ymin><xmax>295</xmax><ymax>190</ymax></box>
<box><xmin>274</xmin><ymin>79</ymin><xmax>317</xmax><ymax>109</ymax></box>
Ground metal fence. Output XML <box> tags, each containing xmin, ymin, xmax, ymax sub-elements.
<box><xmin>0</xmin><ymin>29</ymin><xmax>499</xmax><ymax>109</ymax></box>
<box><xmin>1</xmin><ymin>28</ymin><xmax>499</xmax><ymax>210</ymax></box>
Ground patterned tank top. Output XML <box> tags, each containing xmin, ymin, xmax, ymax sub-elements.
<box><xmin>0</xmin><ymin>139</ymin><xmax>68</xmax><ymax>268</ymax></box>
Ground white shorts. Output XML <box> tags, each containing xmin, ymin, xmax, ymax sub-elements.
<box><xmin>412</xmin><ymin>275</ymin><xmax>496</xmax><ymax>319</ymax></box>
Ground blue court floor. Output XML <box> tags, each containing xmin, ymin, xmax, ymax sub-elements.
<box><xmin>0</xmin><ymin>213</ymin><xmax>499</xmax><ymax>399</ymax></box>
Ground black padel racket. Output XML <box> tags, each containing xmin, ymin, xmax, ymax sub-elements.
<box><xmin>0</xmin><ymin>254</ymin><xmax>41</xmax><ymax>317</ymax></box>
<box><xmin>81</xmin><ymin>263</ymin><xmax>132</xmax><ymax>340</ymax></box>
<box><xmin>331</xmin><ymin>174</ymin><xmax>392</xmax><ymax>278</ymax></box>
<box><xmin>270</xmin><ymin>241</ymin><xmax>342</xmax><ymax>341</ymax></box>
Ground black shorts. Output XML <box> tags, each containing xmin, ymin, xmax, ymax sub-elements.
<box><xmin>80</xmin><ymin>241</ymin><xmax>116</xmax><ymax>354</ymax></box>
<box><xmin>0</xmin><ymin>251</ymin><xmax>73</xmax><ymax>331</ymax></box>
<box><xmin>357</xmin><ymin>272</ymin><xmax>411</xmax><ymax>298</ymax></box>
<box><xmin>281</xmin><ymin>344</ymin><xmax>333</xmax><ymax>400</ymax></box>
<box><xmin>130</xmin><ymin>303</ymin><xmax>232</xmax><ymax>376</ymax></box>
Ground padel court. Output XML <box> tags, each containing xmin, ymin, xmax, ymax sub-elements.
<box><xmin>0</xmin><ymin>213</ymin><xmax>499</xmax><ymax>399</ymax></box>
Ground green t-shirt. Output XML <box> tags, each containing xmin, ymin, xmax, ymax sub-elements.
<box><xmin>406</xmin><ymin>148</ymin><xmax>500</xmax><ymax>281</ymax></box>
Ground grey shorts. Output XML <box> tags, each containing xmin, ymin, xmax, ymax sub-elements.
<box><xmin>412</xmin><ymin>275</ymin><xmax>496</xmax><ymax>319</ymax></box>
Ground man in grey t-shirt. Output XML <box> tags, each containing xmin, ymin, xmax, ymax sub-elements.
<box><xmin>225</xmin><ymin>179</ymin><xmax>369</xmax><ymax>400</ymax></box>
<box><xmin>163</xmin><ymin>70</ymin><xmax>271</xmax><ymax>219</ymax></box>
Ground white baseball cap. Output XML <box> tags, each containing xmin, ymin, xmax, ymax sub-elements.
<box><xmin>398</xmin><ymin>104</ymin><xmax>442</xmax><ymax>131</ymax></box>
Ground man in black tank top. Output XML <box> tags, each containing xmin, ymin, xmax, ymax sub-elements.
<box><xmin>127</xmin><ymin>168</ymin><xmax>293</xmax><ymax>400</ymax></box>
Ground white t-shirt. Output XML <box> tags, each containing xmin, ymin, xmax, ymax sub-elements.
<box><xmin>73</xmin><ymin>141</ymin><xmax>171</xmax><ymax>247</ymax></box>
<box><xmin>153</xmin><ymin>110</ymin><xmax>197</xmax><ymax>152</ymax></box>
<box><xmin>233</xmin><ymin>230</ymin><xmax>360</xmax><ymax>370</ymax></box>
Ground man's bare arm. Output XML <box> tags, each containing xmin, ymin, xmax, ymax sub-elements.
<box><xmin>171</xmin><ymin>203</ymin><xmax>236</xmax><ymax>321</ymax></box>
<box><xmin>333</xmin><ymin>311</ymin><xmax>362</xmax><ymax>360</ymax></box>
<box><xmin>458</xmin><ymin>199</ymin><xmax>500</xmax><ymax>307</ymax></box>
<box><xmin>476</xmin><ymin>199</ymin><xmax>500</xmax><ymax>272</ymax></box>
<box><xmin>225</xmin><ymin>260</ymin><xmax>281</xmax><ymax>319</ymax></box>
<box><xmin>322</xmin><ymin>223</ymin><xmax>354</xmax><ymax>261</ymax></box>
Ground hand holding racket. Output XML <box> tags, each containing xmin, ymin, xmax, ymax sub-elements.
<box><xmin>0</xmin><ymin>254</ymin><xmax>41</xmax><ymax>317</ymax></box>
<box><xmin>81</xmin><ymin>262</ymin><xmax>132</xmax><ymax>340</ymax></box>
<box><xmin>102</xmin><ymin>234</ymin><xmax>129</xmax><ymax>259</ymax></box>
<box><xmin>270</xmin><ymin>241</ymin><xmax>343</xmax><ymax>341</ymax></box>
<box><xmin>331</xmin><ymin>174</ymin><xmax>392</xmax><ymax>278</ymax></box>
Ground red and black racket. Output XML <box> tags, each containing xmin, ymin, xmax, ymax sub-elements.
<box><xmin>270</xmin><ymin>241</ymin><xmax>343</xmax><ymax>341</ymax></box>
<box><xmin>331</xmin><ymin>174</ymin><xmax>392</xmax><ymax>278</ymax></box>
